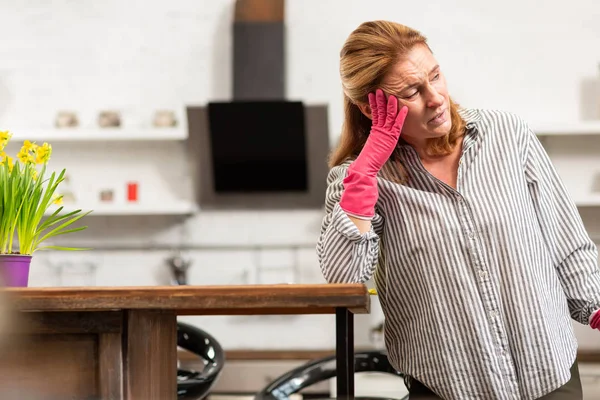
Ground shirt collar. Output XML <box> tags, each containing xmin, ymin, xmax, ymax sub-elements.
<box><xmin>458</xmin><ymin>108</ymin><xmax>482</xmax><ymax>131</ymax></box>
<box><xmin>382</xmin><ymin>108</ymin><xmax>481</xmax><ymax>180</ymax></box>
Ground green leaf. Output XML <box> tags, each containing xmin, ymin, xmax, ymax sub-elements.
<box><xmin>0</xmin><ymin>139</ymin><xmax>90</xmax><ymax>254</ymax></box>
<box><xmin>34</xmin><ymin>211</ymin><xmax>92</xmax><ymax>246</ymax></box>
<box><xmin>35</xmin><ymin>245</ymin><xmax>93</xmax><ymax>252</ymax></box>
<box><xmin>37</xmin><ymin>208</ymin><xmax>82</xmax><ymax>232</ymax></box>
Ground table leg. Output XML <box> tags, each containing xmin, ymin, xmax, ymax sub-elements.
<box><xmin>335</xmin><ymin>307</ymin><xmax>354</xmax><ymax>400</ymax></box>
<box><xmin>124</xmin><ymin>310</ymin><xmax>177</xmax><ymax>400</ymax></box>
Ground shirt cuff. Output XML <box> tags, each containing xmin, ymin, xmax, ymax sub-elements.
<box><xmin>331</xmin><ymin>202</ymin><xmax>379</xmax><ymax>242</ymax></box>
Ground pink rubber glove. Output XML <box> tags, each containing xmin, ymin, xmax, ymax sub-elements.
<box><xmin>590</xmin><ymin>309</ymin><xmax>600</xmax><ymax>330</ymax></box>
<box><xmin>339</xmin><ymin>89</ymin><xmax>408</xmax><ymax>219</ymax></box>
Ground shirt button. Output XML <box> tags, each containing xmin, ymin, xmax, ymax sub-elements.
<box><xmin>468</xmin><ymin>232</ymin><xmax>475</xmax><ymax>238</ymax></box>
<box><xmin>479</xmin><ymin>270</ymin><xmax>487</xmax><ymax>278</ymax></box>
<box><xmin>490</xmin><ymin>310</ymin><xmax>499</xmax><ymax>318</ymax></box>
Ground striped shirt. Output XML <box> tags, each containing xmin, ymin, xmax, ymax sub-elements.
<box><xmin>316</xmin><ymin>109</ymin><xmax>600</xmax><ymax>400</ymax></box>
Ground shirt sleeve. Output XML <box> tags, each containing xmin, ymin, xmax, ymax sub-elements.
<box><xmin>316</xmin><ymin>163</ymin><xmax>384</xmax><ymax>283</ymax></box>
<box><xmin>523</xmin><ymin>121</ymin><xmax>600</xmax><ymax>325</ymax></box>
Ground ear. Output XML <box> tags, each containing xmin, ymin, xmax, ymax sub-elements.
<box><xmin>357</xmin><ymin>103</ymin><xmax>372</xmax><ymax>120</ymax></box>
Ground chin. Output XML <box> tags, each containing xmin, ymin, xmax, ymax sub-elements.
<box><xmin>425</xmin><ymin>127</ymin><xmax>451</xmax><ymax>139</ymax></box>
<box><xmin>428</xmin><ymin>119</ymin><xmax>452</xmax><ymax>137</ymax></box>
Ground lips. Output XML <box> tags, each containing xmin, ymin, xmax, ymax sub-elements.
<box><xmin>429</xmin><ymin>109</ymin><xmax>446</xmax><ymax>123</ymax></box>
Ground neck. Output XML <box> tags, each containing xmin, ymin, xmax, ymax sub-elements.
<box><xmin>403</xmin><ymin>135</ymin><xmax>464</xmax><ymax>163</ymax></box>
<box><xmin>401</xmin><ymin>136</ymin><xmax>429</xmax><ymax>158</ymax></box>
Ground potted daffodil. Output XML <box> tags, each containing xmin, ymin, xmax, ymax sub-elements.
<box><xmin>0</xmin><ymin>130</ymin><xmax>92</xmax><ymax>287</ymax></box>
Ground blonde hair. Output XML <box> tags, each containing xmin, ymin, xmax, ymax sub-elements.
<box><xmin>329</xmin><ymin>21</ymin><xmax>466</xmax><ymax>182</ymax></box>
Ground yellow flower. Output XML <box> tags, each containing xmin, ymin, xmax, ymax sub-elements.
<box><xmin>2</xmin><ymin>155</ymin><xmax>14</xmax><ymax>172</ymax></box>
<box><xmin>19</xmin><ymin>140</ymin><xmax>40</xmax><ymax>165</ymax></box>
<box><xmin>53</xmin><ymin>195</ymin><xmax>63</xmax><ymax>205</ymax></box>
<box><xmin>17</xmin><ymin>149</ymin><xmax>34</xmax><ymax>164</ymax></box>
<box><xmin>0</xmin><ymin>131</ymin><xmax>11</xmax><ymax>151</ymax></box>
<box><xmin>35</xmin><ymin>142</ymin><xmax>52</xmax><ymax>164</ymax></box>
<box><xmin>22</xmin><ymin>140</ymin><xmax>37</xmax><ymax>152</ymax></box>
<box><xmin>32</xmin><ymin>169</ymin><xmax>38</xmax><ymax>181</ymax></box>
<box><xmin>1</xmin><ymin>149</ymin><xmax>14</xmax><ymax>171</ymax></box>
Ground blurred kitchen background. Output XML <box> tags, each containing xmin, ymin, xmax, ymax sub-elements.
<box><xmin>0</xmin><ymin>0</ymin><xmax>599</xmax><ymax>397</ymax></box>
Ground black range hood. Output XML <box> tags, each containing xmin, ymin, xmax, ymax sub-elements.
<box><xmin>188</xmin><ymin>0</ymin><xmax>330</xmax><ymax>210</ymax></box>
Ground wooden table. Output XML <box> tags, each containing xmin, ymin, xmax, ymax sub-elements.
<box><xmin>0</xmin><ymin>284</ymin><xmax>370</xmax><ymax>400</ymax></box>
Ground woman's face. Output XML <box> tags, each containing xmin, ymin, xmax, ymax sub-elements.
<box><xmin>362</xmin><ymin>44</ymin><xmax>452</xmax><ymax>147</ymax></box>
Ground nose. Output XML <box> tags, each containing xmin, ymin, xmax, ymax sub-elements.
<box><xmin>425</xmin><ymin>85</ymin><xmax>444</xmax><ymax>108</ymax></box>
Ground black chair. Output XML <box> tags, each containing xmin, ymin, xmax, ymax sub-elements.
<box><xmin>254</xmin><ymin>350</ymin><xmax>408</xmax><ymax>400</ymax></box>
<box><xmin>177</xmin><ymin>322</ymin><xmax>225</xmax><ymax>400</ymax></box>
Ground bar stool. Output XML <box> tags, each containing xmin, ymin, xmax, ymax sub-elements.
<box><xmin>177</xmin><ymin>322</ymin><xmax>225</xmax><ymax>400</ymax></box>
<box><xmin>254</xmin><ymin>350</ymin><xmax>407</xmax><ymax>400</ymax></box>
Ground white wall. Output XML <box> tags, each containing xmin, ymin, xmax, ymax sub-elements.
<box><xmin>0</xmin><ymin>0</ymin><xmax>599</xmax><ymax>350</ymax></box>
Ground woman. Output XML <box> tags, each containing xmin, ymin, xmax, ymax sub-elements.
<box><xmin>316</xmin><ymin>20</ymin><xmax>600</xmax><ymax>399</ymax></box>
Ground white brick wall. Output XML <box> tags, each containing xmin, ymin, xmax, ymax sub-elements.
<box><xmin>0</xmin><ymin>0</ymin><xmax>599</xmax><ymax>349</ymax></box>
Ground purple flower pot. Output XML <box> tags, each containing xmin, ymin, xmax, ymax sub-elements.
<box><xmin>0</xmin><ymin>254</ymin><xmax>32</xmax><ymax>287</ymax></box>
